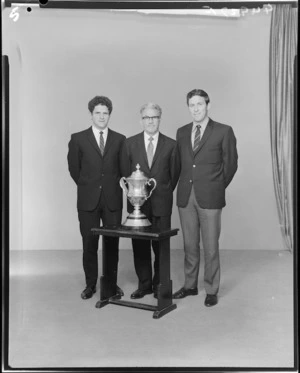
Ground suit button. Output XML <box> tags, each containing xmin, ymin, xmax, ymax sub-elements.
<box><xmin>99</xmin><ymin>186</ymin><xmax>102</xmax><ymax>189</ymax></box>
<box><xmin>102</xmin><ymin>174</ymin><xmax>104</xmax><ymax>176</ymax></box>
<box><xmin>189</xmin><ymin>180</ymin><xmax>192</xmax><ymax>183</ymax></box>
<box><xmin>193</xmin><ymin>165</ymin><xmax>196</xmax><ymax>168</ymax></box>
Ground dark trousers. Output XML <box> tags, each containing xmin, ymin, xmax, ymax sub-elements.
<box><xmin>132</xmin><ymin>212</ymin><xmax>171</xmax><ymax>291</ymax></box>
<box><xmin>78</xmin><ymin>193</ymin><xmax>122</xmax><ymax>288</ymax></box>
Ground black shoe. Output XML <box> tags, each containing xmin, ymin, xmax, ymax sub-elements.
<box><xmin>204</xmin><ymin>294</ymin><xmax>218</xmax><ymax>307</ymax></box>
<box><xmin>116</xmin><ymin>285</ymin><xmax>124</xmax><ymax>296</ymax></box>
<box><xmin>81</xmin><ymin>286</ymin><xmax>96</xmax><ymax>300</ymax></box>
<box><xmin>130</xmin><ymin>288</ymin><xmax>153</xmax><ymax>299</ymax></box>
<box><xmin>172</xmin><ymin>287</ymin><xmax>198</xmax><ymax>299</ymax></box>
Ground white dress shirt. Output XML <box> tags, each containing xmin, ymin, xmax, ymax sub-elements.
<box><xmin>144</xmin><ymin>131</ymin><xmax>159</xmax><ymax>155</ymax></box>
<box><xmin>191</xmin><ymin>117</ymin><xmax>209</xmax><ymax>147</ymax></box>
<box><xmin>92</xmin><ymin>126</ymin><xmax>108</xmax><ymax>148</ymax></box>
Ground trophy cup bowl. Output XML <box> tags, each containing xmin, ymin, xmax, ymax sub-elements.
<box><xmin>120</xmin><ymin>164</ymin><xmax>157</xmax><ymax>227</ymax></box>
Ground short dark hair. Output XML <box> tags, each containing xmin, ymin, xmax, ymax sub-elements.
<box><xmin>186</xmin><ymin>89</ymin><xmax>210</xmax><ymax>105</ymax></box>
<box><xmin>88</xmin><ymin>96</ymin><xmax>113</xmax><ymax>114</ymax></box>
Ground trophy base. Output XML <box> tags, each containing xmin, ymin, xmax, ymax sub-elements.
<box><xmin>122</xmin><ymin>213</ymin><xmax>152</xmax><ymax>227</ymax></box>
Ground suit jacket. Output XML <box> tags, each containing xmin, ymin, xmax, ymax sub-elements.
<box><xmin>67</xmin><ymin>127</ymin><xmax>126</xmax><ymax>211</ymax></box>
<box><xmin>176</xmin><ymin>119</ymin><xmax>238</xmax><ymax>209</ymax></box>
<box><xmin>123</xmin><ymin>132</ymin><xmax>180</xmax><ymax>217</ymax></box>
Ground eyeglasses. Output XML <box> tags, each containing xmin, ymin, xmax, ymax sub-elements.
<box><xmin>142</xmin><ymin>116</ymin><xmax>160</xmax><ymax>121</ymax></box>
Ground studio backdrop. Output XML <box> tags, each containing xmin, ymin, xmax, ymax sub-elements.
<box><xmin>4</xmin><ymin>7</ymin><xmax>283</xmax><ymax>252</ymax></box>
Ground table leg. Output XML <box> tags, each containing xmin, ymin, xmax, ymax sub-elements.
<box><xmin>153</xmin><ymin>237</ymin><xmax>177</xmax><ymax>319</ymax></box>
<box><xmin>95</xmin><ymin>236</ymin><xmax>121</xmax><ymax>309</ymax></box>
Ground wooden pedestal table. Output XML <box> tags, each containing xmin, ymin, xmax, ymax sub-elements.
<box><xmin>91</xmin><ymin>226</ymin><xmax>179</xmax><ymax>319</ymax></box>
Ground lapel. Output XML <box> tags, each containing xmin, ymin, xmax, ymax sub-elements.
<box><xmin>183</xmin><ymin>123</ymin><xmax>194</xmax><ymax>160</ymax></box>
<box><xmin>151</xmin><ymin>133</ymin><xmax>165</xmax><ymax>169</ymax></box>
<box><xmin>87</xmin><ymin>127</ymin><xmax>101</xmax><ymax>157</ymax></box>
<box><xmin>103</xmin><ymin>128</ymin><xmax>115</xmax><ymax>158</ymax></box>
<box><xmin>136</xmin><ymin>132</ymin><xmax>149</xmax><ymax>172</ymax></box>
<box><xmin>194</xmin><ymin>119</ymin><xmax>214</xmax><ymax>157</ymax></box>
<box><xmin>86</xmin><ymin>127</ymin><xmax>115</xmax><ymax>158</ymax></box>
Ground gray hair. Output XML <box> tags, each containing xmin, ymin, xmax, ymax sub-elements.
<box><xmin>140</xmin><ymin>102</ymin><xmax>162</xmax><ymax>117</ymax></box>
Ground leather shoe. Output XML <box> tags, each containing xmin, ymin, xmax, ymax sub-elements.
<box><xmin>172</xmin><ymin>287</ymin><xmax>198</xmax><ymax>299</ymax></box>
<box><xmin>116</xmin><ymin>285</ymin><xmax>124</xmax><ymax>296</ymax></box>
<box><xmin>130</xmin><ymin>288</ymin><xmax>153</xmax><ymax>299</ymax></box>
<box><xmin>205</xmin><ymin>294</ymin><xmax>218</xmax><ymax>307</ymax></box>
<box><xmin>81</xmin><ymin>286</ymin><xmax>96</xmax><ymax>299</ymax></box>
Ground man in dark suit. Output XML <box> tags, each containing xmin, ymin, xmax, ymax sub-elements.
<box><xmin>67</xmin><ymin>96</ymin><xmax>126</xmax><ymax>300</ymax></box>
<box><xmin>173</xmin><ymin>89</ymin><xmax>238</xmax><ymax>307</ymax></box>
<box><xmin>123</xmin><ymin>102</ymin><xmax>180</xmax><ymax>299</ymax></box>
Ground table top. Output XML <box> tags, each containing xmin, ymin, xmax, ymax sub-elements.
<box><xmin>91</xmin><ymin>226</ymin><xmax>179</xmax><ymax>240</ymax></box>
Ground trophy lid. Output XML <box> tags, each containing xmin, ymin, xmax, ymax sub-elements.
<box><xmin>127</xmin><ymin>164</ymin><xmax>148</xmax><ymax>181</ymax></box>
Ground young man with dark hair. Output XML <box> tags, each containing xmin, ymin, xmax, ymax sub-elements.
<box><xmin>68</xmin><ymin>95</ymin><xmax>126</xmax><ymax>300</ymax></box>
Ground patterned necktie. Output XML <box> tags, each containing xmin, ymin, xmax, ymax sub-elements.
<box><xmin>99</xmin><ymin>131</ymin><xmax>105</xmax><ymax>155</ymax></box>
<box><xmin>193</xmin><ymin>125</ymin><xmax>201</xmax><ymax>152</ymax></box>
<box><xmin>147</xmin><ymin>136</ymin><xmax>154</xmax><ymax>167</ymax></box>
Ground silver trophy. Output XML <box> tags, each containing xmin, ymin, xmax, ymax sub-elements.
<box><xmin>120</xmin><ymin>164</ymin><xmax>157</xmax><ymax>227</ymax></box>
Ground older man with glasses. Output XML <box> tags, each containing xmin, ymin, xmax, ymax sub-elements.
<box><xmin>123</xmin><ymin>102</ymin><xmax>180</xmax><ymax>299</ymax></box>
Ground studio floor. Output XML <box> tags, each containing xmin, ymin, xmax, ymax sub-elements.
<box><xmin>8</xmin><ymin>248</ymin><xmax>294</xmax><ymax>369</ymax></box>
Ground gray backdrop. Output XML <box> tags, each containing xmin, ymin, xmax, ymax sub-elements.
<box><xmin>3</xmin><ymin>7</ymin><xmax>283</xmax><ymax>251</ymax></box>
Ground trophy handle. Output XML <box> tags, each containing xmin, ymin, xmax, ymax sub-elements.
<box><xmin>119</xmin><ymin>177</ymin><xmax>129</xmax><ymax>195</ymax></box>
<box><xmin>146</xmin><ymin>178</ymin><xmax>157</xmax><ymax>199</ymax></box>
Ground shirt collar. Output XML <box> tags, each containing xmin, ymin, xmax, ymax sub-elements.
<box><xmin>92</xmin><ymin>125</ymin><xmax>108</xmax><ymax>136</ymax></box>
<box><xmin>192</xmin><ymin>117</ymin><xmax>209</xmax><ymax>132</ymax></box>
<box><xmin>144</xmin><ymin>131</ymin><xmax>159</xmax><ymax>141</ymax></box>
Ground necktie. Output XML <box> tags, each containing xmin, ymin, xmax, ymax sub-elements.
<box><xmin>147</xmin><ymin>137</ymin><xmax>154</xmax><ymax>168</ymax></box>
<box><xmin>193</xmin><ymin>125</ymin><xmax>201</xmax><ymax>152</ymax></box>
<box><xmin>99</xmin><ymin>131</ymin><xmax>105</xmax><ymax>155</ymax></box>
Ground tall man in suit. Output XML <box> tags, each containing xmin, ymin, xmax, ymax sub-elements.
<box><xmin>123</xmin><ymin>103</ymin><xmax>180</xmax><ymax>299</ymax></box>
<box><xmin>173</xmin><ymin>89</ymin><xmax>238</xmax><ymax>307</ymax></box>
<box><xmin>67</xmin><ymin>96</ymin><xmax>126</xmax><ymax>300</ymax></box>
